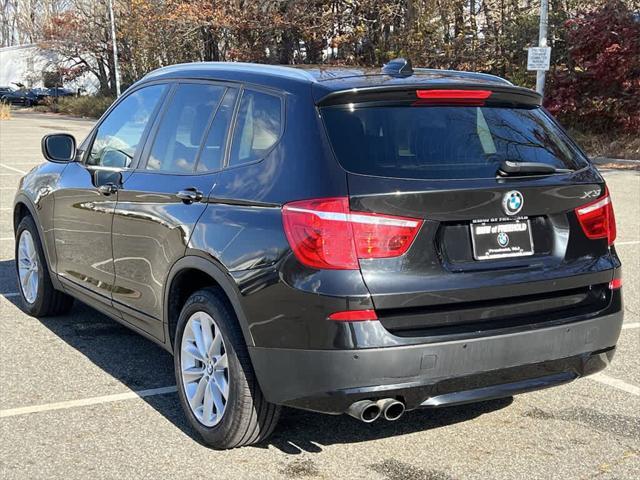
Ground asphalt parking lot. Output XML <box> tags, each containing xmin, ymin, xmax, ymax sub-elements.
<box><xmin>0</xmin><ymin>110</ymin><xmax>638</xmax><ymax>479</ymax></box>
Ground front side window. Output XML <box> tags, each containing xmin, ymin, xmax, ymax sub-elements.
<box><xmin>87</xmin><ymin>84</ymin><xmax>166</xmax><ymax>168</ymax></box>
<box><xmin>146</xmin><ymin>83</ymin><xmax>225</xmax><ymax>173</ymax></box>
<box><xmin>229</xmin><ymin>89</ymin><xmax>282</xmax><ymax>167</ymax></box>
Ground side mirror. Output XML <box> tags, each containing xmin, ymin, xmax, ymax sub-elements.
<box><xmin>42</xmin><ymin>133</ymin><xmax>76</xmax><ymax>163</ymax></box>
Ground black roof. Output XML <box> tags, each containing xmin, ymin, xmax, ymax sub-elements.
<box><xmin>142</xmin><ymin>61</ymin><xmax>537</xmax><ymax>105</ymax></box>
<box><xmin>145</xmin><ymin>61</ymin><xmax>511</xmax><ymax>87</ymax></box>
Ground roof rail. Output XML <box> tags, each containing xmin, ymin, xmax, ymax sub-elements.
<box><xmin>382</xmin><ymin>58</ymin><xmax>413</xmax><ymax>77</ymax></box>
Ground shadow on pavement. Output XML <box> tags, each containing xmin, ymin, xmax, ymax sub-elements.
<box><xmin>1</xmin><ymin>258</ymin><xmax>513</xmax><ymax>452</ymax></box>
<box><xmin>262</xmin><ymin>397</ymin><xmax>512</xmax><ymax>454</ymax></box>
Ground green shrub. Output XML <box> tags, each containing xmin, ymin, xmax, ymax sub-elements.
<box><xmin>35</xmin><ymin>95</ymin><xmax>115</xmax><ymax>119</ymax></box>
<box><xmin>56</xmin><ymin>95</ymin><xmax>115</xmax><ymax>118</ymax></box>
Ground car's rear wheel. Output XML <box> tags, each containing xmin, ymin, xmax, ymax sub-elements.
<box><xmin>15</xmin><ymin>216</ymin><xmax>74</xmax><ymax>316</ymax></box>
<box><xmin>174</xmin><ymin>287</ymin><xmax>280</xmax><ymax>449</ymax></box>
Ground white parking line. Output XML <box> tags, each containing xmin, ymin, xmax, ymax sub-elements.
<box><xmin>0</xmin><ymin>385</ymin><xmax>178</xmax><ymax>418</ymax></box>
<box><xmin>622</xmin><ymin>322</ymin><xmax>640</xmax><ymax>330</ymax></box>
<box><xmin>0</xmin><ymin>163</ymin><xmax>27</xmax><ymax>175</ymax></box>
<box><xmin>617</xmin><ymin>240</ymin><xmax>640</xmax><ymax>246</ymax></box>
<box><xmin>589</xmin><ymin>373</ymin><xmax>640</xmax><ymax>396</ymax></box>
<box><xmin>0</xmin><ymin>237</ymin><xmax>13</xmax><ymax>241</ymax></box>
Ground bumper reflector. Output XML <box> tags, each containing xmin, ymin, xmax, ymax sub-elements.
<box><xmin>328</xmin><ymin>309</ymin><xmax>378</xmax><ymax>321</ymax></box>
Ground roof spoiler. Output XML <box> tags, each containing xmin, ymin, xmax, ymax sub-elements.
<box><xmin>316</xmin><ymin>84</ymin><xmax>542</xmax><ymax>107</ymax></box>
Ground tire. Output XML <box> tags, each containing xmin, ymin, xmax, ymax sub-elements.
<box><xmin>15</xmin><ymin>215</ymin><xmax>74</xmax><ymax>316</ymax></box>
<box><xmin>174</xmin><ymin>287</ymin><xmax>280</xmax><ymax>449</ymax></box>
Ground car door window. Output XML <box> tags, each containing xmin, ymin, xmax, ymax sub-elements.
<box><xmin>87</xmin><ymin>84</ymin><xmax>166</xmax><ymax>168</ymax></box>
<box><xmin>229</xmin><ymin>89</ymin><xmax>282</xmax><ymax>167</ymax></box>
<box><xmin>146</xmin><ymin>84</ymin><xmax>225</xmax><ymax>173</ymax></box>
<box><xmin>196</xmin><ymin>88</ymin><xmax>238</xmax><ymax>172</ymax></box>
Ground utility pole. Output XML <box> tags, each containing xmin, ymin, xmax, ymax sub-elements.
<box><xmin>107</xmin><ymin>0</ymin><xmax>121</xmax><ymax>96</ymax></box>
<box><xmin>536</xmin><ymin>0</ymin><xmax>549</xmax><ymax>97</ymax></box>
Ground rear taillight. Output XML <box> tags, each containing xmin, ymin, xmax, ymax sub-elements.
<box><xmin>575</xmin><ymin>189</ymin><xmax>617</xmax><ymax>246</ymax></box>
<box><xmin>609</xmin><ymin>278</ymin><xmax>622</xmax><ymax>290</ymax></box>
<box><xmin>282</xmin><ymin>197</ymin><xmax>423</xmax><ymax>270</ymax></box>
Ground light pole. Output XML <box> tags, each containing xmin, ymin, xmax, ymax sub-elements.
<box><xmin>536</xmin><ymin>0</ymin><xmax>549</xmax><ymax>96</ymax></box>
<box><xmin>107</xmin><ymin>0</ymin><xmax>121</xmax><ymax>96</ymax></box>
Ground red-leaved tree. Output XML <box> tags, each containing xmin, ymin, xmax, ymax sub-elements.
<box><xmin>545</xmin><ymin>1</ymin><xmax>640</xmax><ymax>134</ymax></box>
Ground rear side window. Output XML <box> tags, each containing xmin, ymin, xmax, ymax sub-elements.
<box><xmin>197</xmin><ymin>88</ymin><xmax>238</xmax><ymax>172</ymax></box>
<box><xmin>321</xmin><ymin>105</ymin><xmax>587</xmax><ymax>180</ymax></box>
<box><xmin>146</xmin><ymin>84</ymin><xmax>224</xmax><ymax>173</ymax></box>
<box><xmin>229</xmin><ymin>89</ymin><xmax>282</xmax><ymax>167</ymax></box>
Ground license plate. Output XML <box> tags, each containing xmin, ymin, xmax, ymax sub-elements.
<box><xmin>470</xmin><ymin>219</ymin><xmax>534</xmax><ymax>260</ymax></box>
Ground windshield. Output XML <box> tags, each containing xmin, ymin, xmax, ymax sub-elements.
<box><xmin>321</xmin><ymin>105</ymin><xmax>588</xmax><ymax>180</ymax></box>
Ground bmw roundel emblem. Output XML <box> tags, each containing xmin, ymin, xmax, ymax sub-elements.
<box><xmin>497</xmin><ymin>232</ymin><xmax>509</xmax><ymax>247</ymax></box>
<box><xmin>502</xmin><ymin>190</ymin><xmax>524</xmax><ymax>216</ymax></box>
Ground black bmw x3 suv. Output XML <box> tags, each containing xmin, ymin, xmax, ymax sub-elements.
<box><xmin>13</xmin><ymin>59</ymin><xmax>623</xmax><ymax>449</ymax></box>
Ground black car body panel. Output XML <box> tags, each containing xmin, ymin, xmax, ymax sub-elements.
<box><xmin>14</xmin><ymin>61</ymin><xmax>623</xmax><ymax>416</ymax></box>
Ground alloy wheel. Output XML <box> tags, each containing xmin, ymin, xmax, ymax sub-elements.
<box><xmin>17</xmin><ymin>230</ymin><xmax>39</xmax><ymax>304</ymax></box>
<box><xmin>180</xmin><ymin>311</ymin><xmax>230</xmax><ymax>427</ymax></box>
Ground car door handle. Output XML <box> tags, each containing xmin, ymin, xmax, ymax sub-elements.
<box><xmin>98</xmin><ymin>183</ymin><xmax>118</xmax><ymax>196</ymax></box>
<box><xmin>176</xmin><ymin>188</ymin><xmax>203</xmax><ymax>204</ymax></box>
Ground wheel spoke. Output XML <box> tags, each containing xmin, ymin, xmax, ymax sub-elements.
<box><xmin>210</xmin><ymin>379</ymin><xmax>227</xmax><ymax>413</ymax></box>
<box><xmin>183</xmin><ymin>343</ymin><xmax>207</xmax><ymax>364</ymax></box>
<box><xmin>202</xmin><ymin>380</ymin><xmax>215</xmax><ymax>422</ymax></box>
<box><xmin>201</xmin><ymin>316</ymin><xmax>214</xmax><ymax>357</ymax></box>
<box><xmin>209</xmin><ymin>329</ymin><xmax>223</xmax><ymax>358</ymax></box>
<box><xmin>213</xmin><ymin>353</ymin><xmax>227</xmax><ymax>371</ymax></box>
<box><xmin>188</xmin><ymin>376</ymin><xmax>207</xmax><ymax>409</ymax></box>
<box><xmin>213</xmin><ymin>371</ymin><xmax>229</xmax><ymax>401</ymax></box>
<box><xmin>28</xmin><ymin>271</ymin><xmax>37</xmax><ymax>297</ymax></box>
<box><xmin>182</xmin><ymin>365</ymin><xmax>205</xmax><ymax>382</ymax></box>
<box><xmin>191</xmin><ymin>319</ymin><xmax>208</xmax><ymax>360</ymax></box>
<box><xmin>21</xmin><ymin>270</ymin><xmax>30</xmax><ymax>291</ymax></box>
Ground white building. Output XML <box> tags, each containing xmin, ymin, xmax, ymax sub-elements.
<box><xmin>0</xmin><ymin>44</ymin><xmax>98</xmax><ymax>93</ymax></box>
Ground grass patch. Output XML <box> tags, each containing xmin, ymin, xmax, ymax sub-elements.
<box><xmin>34</xmin><ymin>95</ymin><xmax>115</xmax><ymax>119</ymax></box>
<box><xmin>0</xmin><ymin>103</ymin><xmax>10</xmax><ymax>120</ymax></box>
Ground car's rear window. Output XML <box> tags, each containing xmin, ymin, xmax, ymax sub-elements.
<box><xmin>321</xmin><ymin>105</ymin><xmax>588</xmax><ymax>179</ymax></box>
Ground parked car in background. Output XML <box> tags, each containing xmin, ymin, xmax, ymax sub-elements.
<box><xmin>45</xmin><ymin>87</ymin><xmax>75</xmax><ymax>98</ymax></box>
<box><xmin>29</xmin><ymin>87</ymin><xmax>75</xmax><ymax>103</ymax></box>
<box><xmin>0</xmin><ymin>86</ymin><xmax>15</xmax><ymax>96</ymax></box>
<box><xmin>30</xmin><ymin>88</ymin><xmax>52</xmax><ymax>103</ymax></box>
<box><xmin>12</xmin><ymin>59</ymin><xmax>623</xmax><ymax>449</ymax></box>
<box><xmin>1</xmin><ymin>88</ymin><xmax>39</xmax><ymax>106</ymax></box>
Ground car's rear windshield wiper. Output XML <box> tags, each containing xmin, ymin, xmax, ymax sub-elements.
<box><xmin>497</xmin><ymin>160</ymin><xmax>573</xmax><ymax>177</ymax></box>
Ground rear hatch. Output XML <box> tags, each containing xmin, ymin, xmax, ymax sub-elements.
<box><xmin>319</xmin><ymin>86</ymin><xmax>617</xmax><ymax>336</ymax></box>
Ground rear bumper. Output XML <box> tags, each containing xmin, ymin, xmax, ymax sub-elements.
<box><xmin>250</xmin><ymin>309</ymin><xmax>623</xmax><ymax>414</ymax></box>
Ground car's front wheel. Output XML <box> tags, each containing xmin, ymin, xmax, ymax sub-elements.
<box><xmin>174</xmin><ymin>287</ymin><xmax>280</xmax><ymax>449</ymax></box>
<box><xmin>15</xmin><ymin>216</ymin><xmax>74</xmax><ymax>316</ymax></box>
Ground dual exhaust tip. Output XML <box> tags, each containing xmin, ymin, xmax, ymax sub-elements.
<box><xmin>346</xmin><ymin>398</ymin><xmax>405</xmax><ymax>423</ymax></box>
